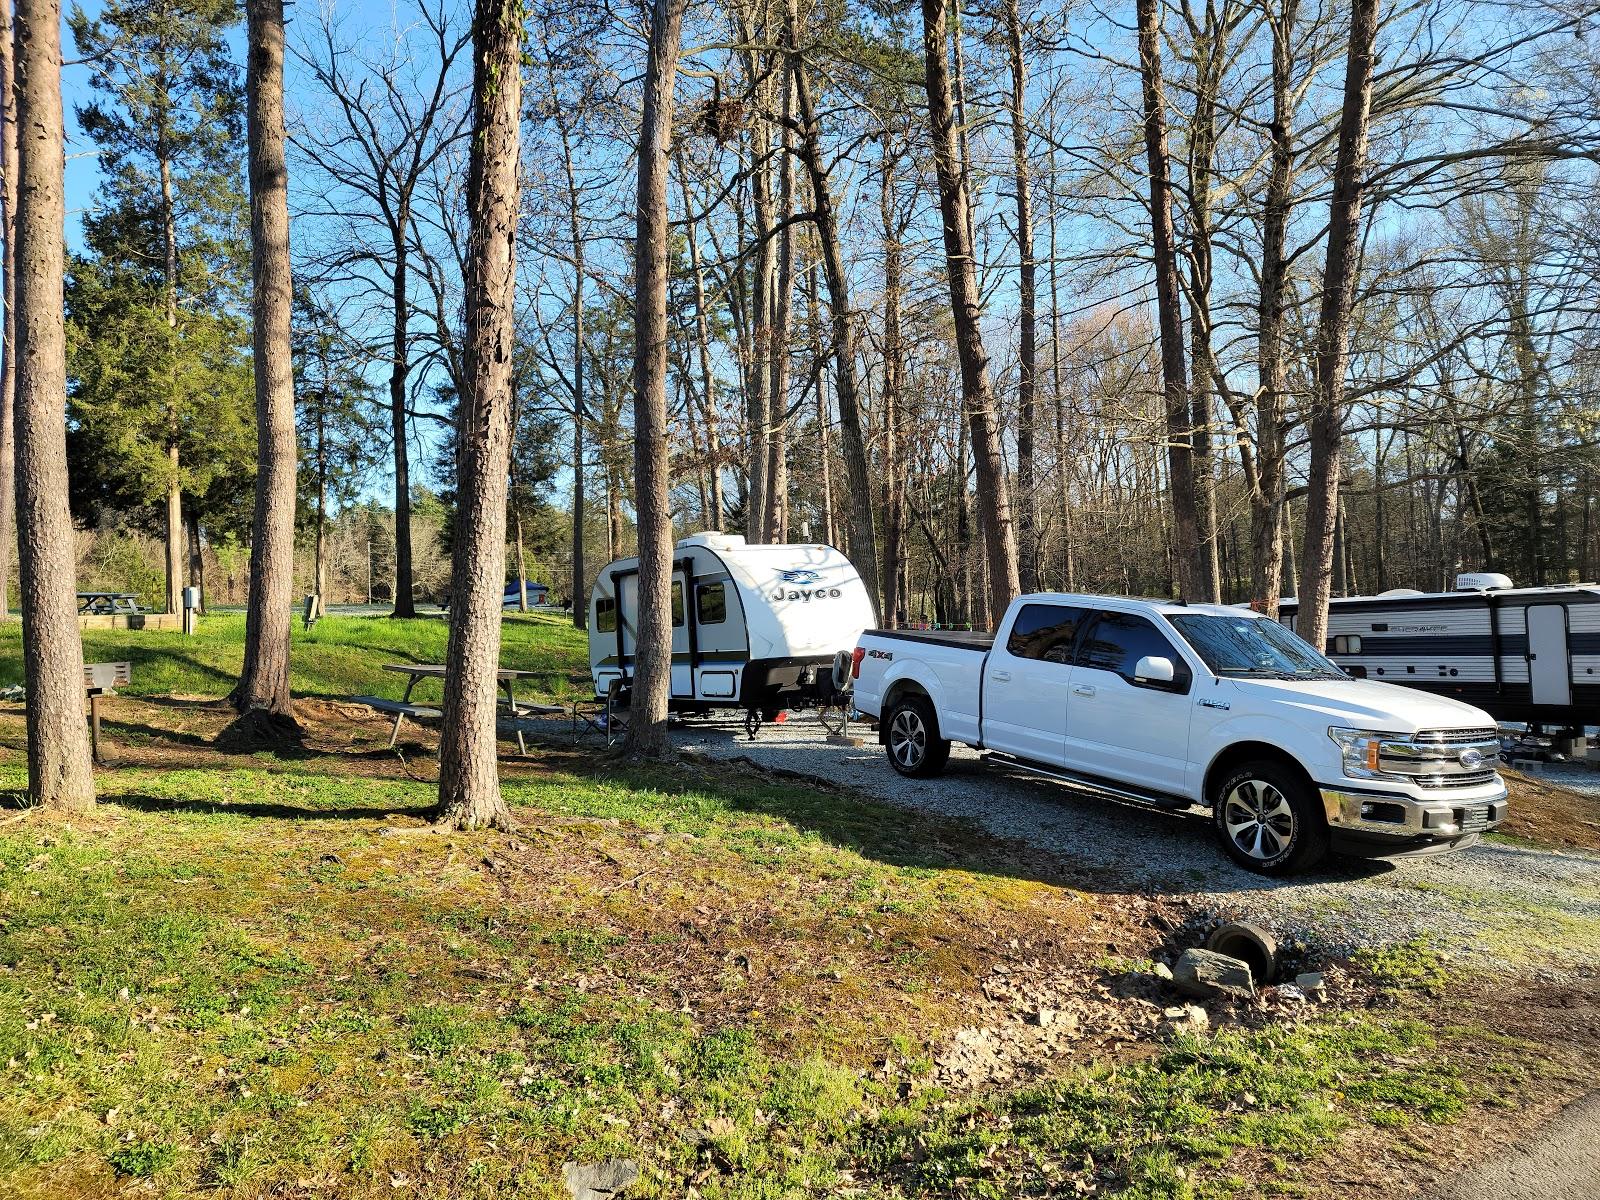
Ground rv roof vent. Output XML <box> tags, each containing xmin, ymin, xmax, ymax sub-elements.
<box><xmin>1377</xmin><ymin>588</ymin><xmax>1426</xmax><ymax>598</ymax></box>
<box><xmin>1455</xmin><ymin>572</ymin><xmax>1513</xmax><ymax>592</ymax></box>
<box><xmin>677</xmin><ymin>531</ymin><xmax>746</xmax><ymax>550</ymax></box>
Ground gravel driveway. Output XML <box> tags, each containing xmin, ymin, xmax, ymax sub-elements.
<box><xmin>667</xmin><ymin>714</ymin><xmax>1600</xmax><ymax>965</ymax></box>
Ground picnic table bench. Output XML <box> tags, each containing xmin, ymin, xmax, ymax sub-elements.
<box><xmin>77</xmin><ymin>592</ymin><xmax>143</xmax><ymax>616</ymax></box>
<box><xmin>379</xmin><ymin>664</ymin><xmax>562</xmax><ymax>754</ymax></box>
<box><xmin>348</xmin><ymin>696</ymin><xmax>444</xmax><ymax>748</ymax></box>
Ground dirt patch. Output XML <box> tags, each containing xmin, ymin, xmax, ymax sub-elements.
<box><xmin>1501</xmin><ymin>769</ymin><xmax>1600</xmax><ymax>853</ymax></box>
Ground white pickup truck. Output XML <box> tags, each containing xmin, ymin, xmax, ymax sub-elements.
<box><xmin>848</xmin><ymin>594</ymin><xmax>1509</xmax><ymax>874</ymax></box>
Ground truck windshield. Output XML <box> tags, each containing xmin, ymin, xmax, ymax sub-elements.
<box><xmin>1168</xmin><ymin>614</ymin><xmax>1346</xmax><ymax>681</ymax></box>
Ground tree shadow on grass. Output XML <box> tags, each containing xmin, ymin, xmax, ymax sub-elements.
<box><xmin>565</xmin><ymin>742</ymin><xmax>1402</xmax><ymax>901</ymax></box>
<box><xmin>101</xmin><ymin>792</ymin><xmax>433</xmax><ymax>822</ymax></box>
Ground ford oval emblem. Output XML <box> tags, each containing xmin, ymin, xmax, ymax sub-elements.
<box><xmin>1458</xmin><ymin>747</ymin><xmax>1484</xmax><ymax>771</ymax></box>
<box><xmin>779</xmin><ymin>568</ymin><xmax>821</xmax><ymax>585</ymax></box>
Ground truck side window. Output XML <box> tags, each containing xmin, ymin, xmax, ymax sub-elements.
<box><xmin>697</xmin><ymin>582</ymin><xmax>727</xmax><ymax>625</ymax></box>
<box><xmin>1077</xmin><ymin>612</ymin><xmax>1191</xmax><ymax>691</ymax></box>
<box><xmin>1006</xmin><ymin>604</ymin><xmax>1088</xmax><ymax>663</ymax></box>
<box><xmin>596</xmin><ymin>597</ymin><xmax>617</xmax><ymax>633</ymax></box>
<box><xmin>671</xmin><ymin>581</ymin><xmax>685</xmax><ymax>628</ymax></box>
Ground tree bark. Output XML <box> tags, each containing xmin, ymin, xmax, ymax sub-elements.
<box><xmin>921</xmin><ymin>0</ymin><xmax>1019</xmax><ymax>623</ymax></box>
<box><xmin>550</xmin><ymin>84</ymin><xmax>586</xmax><ymax>625</ymax></box>
<box><xmin>389</xmin><ymin>224</ymin><xmax>417</xmax><ymax>618</ymax></box>
<box><xmin>1003</xmin><ymin>0</ymin><xmax>1038</xmax><ymax>594</ymax></box>
<box><xmin>737</xmin><ymin>5</ymin><xmax>771</xmax><ymax>543</ymax></box>
<box><xmin>436</xmin><ymin>0</ymin><xmax>524</xmax><ymax>826</ymax></box>
<box><xmin>1299</xmin><ymin>0</ymin><xmax>1378</xmax><ymax>652</ymax></box>
<box><xmin>230</xmin><ymin>0</ymin><xmax>298</xmax><ymax>724</ymax></box>
<box><xmin>1135</xmin><ymin>0</ymin><xmax>1204</xmax><ymax>602</ymax></box>
<box><xmin>623</xmin><ymin>0</ymin><xmax>686</xmax><ymax>759</ymax></box>
<box><xmin>13</xmin><ymin>0</ymin><xmax>94</xmax><ymax>808</ymax></box>
<box><xmin>787</xmin><ymin>9</ymin><xmax>880</xmax><ymax>608</ymax></box>
<box><xmin>879</xmin><ymin>143</ymin><xmax>906</xmax><ymax>627</ymax></box>
<box><xmin>1251</xmin><ymin>0</ymin><xmax>1299</xmax><ymax>617</ymax></box>
<box><xmin>0</xmin><ymin>0</ymin><xmax>17</xmax><ymax>622</ymax></box>
<box><xmin>763</xmin><ymin>65</ymin><xmax>795</xmax><ymax>545</ymax></box>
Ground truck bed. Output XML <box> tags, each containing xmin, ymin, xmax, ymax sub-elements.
<box><xmin>863</xmin><ymin>628</ymin><xmax>994</xmax><ymax>651</ymax></box>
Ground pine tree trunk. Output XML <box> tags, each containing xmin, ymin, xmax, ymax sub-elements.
<box><xmin>158</xmin><ymin>146</ymin><xmax>184</xmax><ymax>617</ymax></box>
<box><xmin>624</xmin><ymin>0</ymin><xmax>687</xmax><ymax>760</ymax></box>
<box><xmin>230</xmin><ymin>0</ymin><xmax>298</xmax><ymax>725</ymax></box>
<box><xmin>1135</xmin><ymin>0</ymin><xmax>1204</xmax><ymax>602</ymax></box>
<box><xmin>0</xmin><ymin>0</ymin><xmax>17</xmax><ymax>622</ymax></box>
<box><xmin>1299</xmin><ymin>0</ymin><xmax>1378</xmax><ymax>652</ymax></box>
<box><xmin>436</xmin><ymin>0</ymin><xmax>524</xmax><ymax>826</ymax></box>
<box><xmin>13</xmin><ymin>0</ymin><xmax>94</xmax><ymax>809</ymax></box>
<box><xmin>1004</xmin><ymin>0</ymin><xmax>1037</xmax><ymax>594</ymax></box>
<box><xmin>787</xmin><ymin>16</ymin><xmax>880</xmax><ymax>607</ymax></box>
<box><xmin>921</xmin><ymin>0</ymin><xmax>1020</xmax><ymax>623</ymax></box>
<box><xmin>186</xmin><ymin>507</ymin><xmax>204</xmax><ymax>610</ymax></box>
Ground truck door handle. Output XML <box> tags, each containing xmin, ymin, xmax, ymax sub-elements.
<box><xmin>1073</xmin><ymin>684</ymin><xmax>1096</xmax><ymax>697</ymax></box>
<box><xmin>991</xmin><ymin>670</ymin><xmax>1012</xmax><ymax>683</ymax></box>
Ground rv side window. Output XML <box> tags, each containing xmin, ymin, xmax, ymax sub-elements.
<box><xmin>596</xmin><ymin>597</ymin><xmax>617</xmax><ymax>633</ymax></box>
<box><xmin>1330</xmin><ymin>635</ymin><xmax>1362</xmax><ymax>655</ymax></box>
<box><xmin>697</xmin><ymin>582</ymin><xmax>727</xmax><ymax>625</ymax></box>
<box><xmin>672</xmin><ymin>582</ymin><xmax>685</xmax><ymax>628</ymax></box>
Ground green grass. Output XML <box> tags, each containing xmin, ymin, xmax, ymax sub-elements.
<box><xmin>0</xmin><ymin>615</ymin><xmax>1560</xmax><ymax>1196</ymax></box>
<box><xmin>0</xmin><ymin>611</ymin><xmax>589</xmax><ymax>702</ymax></box>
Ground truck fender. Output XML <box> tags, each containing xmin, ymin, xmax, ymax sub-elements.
<box><xmin>874</xmin><ymin>663</ymin><xmax>946</xmax><ymax>739</ymax></box>
<box><xmin>1194</xmin><ymin>713</ymin><xmax>1327</xmax><ymax>807</ymax></box>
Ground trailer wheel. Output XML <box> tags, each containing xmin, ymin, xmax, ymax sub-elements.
<box><xmin>884</xmin><ymin>695</ymin><xmax>950</xmax><ymax>778</ymax></box>
<box><xmin>1210</xmin><ymin>759</ymin><xmax>1328</xmax><ymax>875</ymax></box>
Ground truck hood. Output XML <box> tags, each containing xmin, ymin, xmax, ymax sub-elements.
<box><xmin>1226</xmin><ymin>677</ymin><xmax>1496</xmax><ymax>734</ymax></box>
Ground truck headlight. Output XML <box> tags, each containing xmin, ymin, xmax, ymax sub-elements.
<box><xmin>1327</xmin><ymin>727</ymin><xmax>1405</xmax><ymax>781</ymax></box>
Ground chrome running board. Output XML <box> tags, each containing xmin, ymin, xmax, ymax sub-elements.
<box><xmin>981</xmin><ymin>753</ymin><xmax>1191</xmax><ymax>811</ymax></box>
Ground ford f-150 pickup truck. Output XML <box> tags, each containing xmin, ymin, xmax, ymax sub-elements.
<box><xmin>848</xmin><ymin>594</ymin><xmax>1509</xmax><ymax>874</ymax></box>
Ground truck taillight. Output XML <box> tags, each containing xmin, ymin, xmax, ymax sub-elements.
<box><xmin>851</xmin><ymin>646</ymin><xmax>866</xmax><ymax>679</ymax></box>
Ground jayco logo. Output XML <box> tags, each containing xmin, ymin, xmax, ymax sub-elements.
<box><xmin>772</xmin><ymin>568</ymin><xmax>842</xmax><ymax>603</ymax></box>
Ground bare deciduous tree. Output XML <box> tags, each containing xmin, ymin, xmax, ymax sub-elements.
<box><xmin>1300</xmin><ymin>0</ymin><xmax>1379</xmax><ymax>650</ymax></box>
<box><xmin>921</xmin><ymin>0</ymin><xmax>1019</xmax><ymax>624</ymax></box>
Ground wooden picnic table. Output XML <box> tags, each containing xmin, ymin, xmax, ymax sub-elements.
<box><xmin>381</xmin><ymin>664</ymin><xmax>560</xmax><ymax>755</ymax></box>
<box><xmin>77</xmin><ymin>592</ymin><xmax>142</xmax><ymax>616</ymax></box>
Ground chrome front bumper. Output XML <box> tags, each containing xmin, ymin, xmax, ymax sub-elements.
<box><xmin>1319</xmin><ymin>781</ymin><xmax>1510</xmax><ymax>840</ymax></box>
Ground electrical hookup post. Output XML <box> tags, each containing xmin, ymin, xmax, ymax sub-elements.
<box><xmin>182</xmin><ymin>586</ymin><xmax>202</xmax><ymax>636</ymax></box>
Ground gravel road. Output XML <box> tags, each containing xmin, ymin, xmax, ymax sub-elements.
<box><xmin>665</xmin><ymin>714</ymin><xmax>1600</xmax><ymax>963</ymax></box>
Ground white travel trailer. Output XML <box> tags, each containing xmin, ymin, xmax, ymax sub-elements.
<box><xmin>1277</xmin><ymin>573</ymin><xmax>1600</xmax><ymax>735</ymax></box>
<box><xmin>589</xmin><ymin>533</ymin><xmax>876</xmax><ymax>726</ymax></box>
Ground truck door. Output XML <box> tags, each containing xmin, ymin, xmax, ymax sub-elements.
<box><xmin>1527</xmin><ymin>604</ymin><xmax>1571</xmax><ymax>706</ymax></box>
<box><xmin>1064</xmin><ymin>610</ymin><xmax>1194</xmax><ymax>795</ymax></box>
<box><xmin>983</xmin><ymin>603</ymin><xmax>1086</xmax><ymax>764</ymax></box>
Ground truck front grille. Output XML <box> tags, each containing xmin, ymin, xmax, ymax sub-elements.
<box><xmin>1414</xmin><ymin>728</ymin><xmax>1498</xmax><ymax>745</ymax></box>
<box><xmin>1415</xmin><ymin>770</ymin><xmax>1499</xmax><ymax>790</ymax></box>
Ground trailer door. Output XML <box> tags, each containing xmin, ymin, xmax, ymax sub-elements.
<box><xmin>671</xmin><ymin>570</ymin><xmax>692</xmax><ymax>698</ymax></box>
<box><xmin>1527</xmin><ymin>604</ymin><xmax>1572</xmax><ymax>706</ymax></box>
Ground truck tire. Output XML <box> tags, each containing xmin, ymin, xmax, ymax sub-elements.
<box><xmin>1210</xmin><ymin>759</ymin><xmax>1329</xmax><ymax>875</ymax></box>
<box><xmin>884</xmin><ymin>694</ymin><xmax>950</xmax><ymax>778</ymax></box>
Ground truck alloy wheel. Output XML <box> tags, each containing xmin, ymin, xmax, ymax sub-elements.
<box><xmin>1222</xmin><ymin>779</ymin><xmax>1296</xmax><ymax>861</ymax></box>
<box><xmin>884</xmin><ymin>696</ymin><xmax>950</xmax><ymax>778</ymax></box>
<box><xmin>889</xmin><ymin>709</ymin><xmax>928</xmax><ymax>770</ymax></box>
<box><xmin>1211</xmin><ymin>760</ymin><xmax>1328</xmax><ymax>874</ymax></box>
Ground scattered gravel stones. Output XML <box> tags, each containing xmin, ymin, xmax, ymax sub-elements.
<box><xmin>666</xmin><ymin>719</ymin><xmax>1600</xmax><ymax>964</ymax></box>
